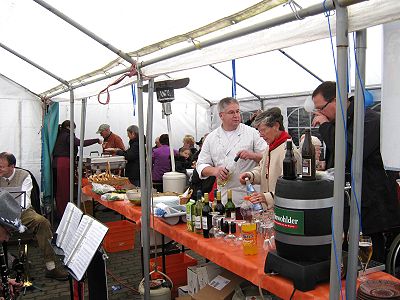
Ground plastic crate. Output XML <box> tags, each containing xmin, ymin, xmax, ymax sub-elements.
<box><xmin>150</xmin><ymin>252</ymin><xmax>197</xmax><ymax>287</ymax></box>
<box><xmin>103</xmin><ymin>220</ymin><xmax>135</xmax><ymax>253</ymax></box>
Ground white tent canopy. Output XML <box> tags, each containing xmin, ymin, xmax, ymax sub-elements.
<box><xmin>1</xmin><ymin>0</ymin><xmax>400</xmax><ymax>172</ymax></box>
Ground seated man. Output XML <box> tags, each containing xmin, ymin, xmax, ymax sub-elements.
<box><xmin>0</xmin><ymin>152</ymin><xmax>68</xmax><ymax>281</ymax></box>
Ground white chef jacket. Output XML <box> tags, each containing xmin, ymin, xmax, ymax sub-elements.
<box><xmin>196</xmin><ymin>123</ymin><xmax>267</xmax><ymax>206</ymax></box>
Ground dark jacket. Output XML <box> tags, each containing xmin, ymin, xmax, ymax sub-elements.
<box><xmin>319</xmin><ymin>101</ymin><xmax>400</xmax><ymax>234</ymax></box>
<box><xmin>175</xmin><ymin>156</ymin><xmax>192</xmax><ymax>174</ymax></box>
<box><xmin>117</xmin><ymin>138</ymin><xmax>140</xmax><ymax>182</ymax></box>
<box><xmin>53</xmin><ymin>128</ymin><xmax>99</xmax><ymax>158</ymax></box>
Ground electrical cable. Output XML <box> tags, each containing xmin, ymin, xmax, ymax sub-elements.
<box><xmin>106</xmin><ymin>269</ymin><xmax>140</xmax><ymax>294</ymax></box>
<box><xmin>350</xmin><ymin>31</ymin><xmax>366</xmax><ymax>233</ymax></box>
<box><xmin>289</xmin><ymin>287</ymin><xmax>296</xmax><ymax>299</ymax></box>
<box><xmin>323</xmin><ymin>1</ymin><xmax>348</xmax><ymax>299</ymax></box>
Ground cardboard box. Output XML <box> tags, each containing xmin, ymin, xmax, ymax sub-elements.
<box><xmin>175</xmin><ymin>296</ymin><xmax>193</xmax><ymax>300</ymax></box>
<box><xmin>187</xmin><ymin>262</ymin><xmax>222</xmax><ymax>295</ymax></box>
<box><xmin>178</xmin><ymin>285</ymin><xmax>189</xmax><ymax>296</ymax></box>
<box><xmin>192</xmin><ymin>270</ymin><xmax>244</xmax><ymax>300</ymax></box>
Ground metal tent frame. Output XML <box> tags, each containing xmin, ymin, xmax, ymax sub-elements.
<box><xmin>2</xmin><ymin>0</ymin><xmax>395</xmax><ymax>298</ymax></box>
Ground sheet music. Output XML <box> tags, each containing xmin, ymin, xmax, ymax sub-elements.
<box><xmin>56</xmin><ymin>203</ymin><xmax>83</xmax><ymax>250</ymax></box>
<box><xmin>65</xmin><ymin>215</ymin><xmax>108</xmax><ymax>281</ymax></box>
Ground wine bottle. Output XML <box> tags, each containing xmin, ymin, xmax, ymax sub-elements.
<box><xmin>186</xmin><ymin>195</ymin><xmax>195</xmax><ymax>232</ymax></box>
<box><xmin>282</xmin><ymin>140</ymin><xmax>297</xmax><ymax>180</ymax></box>
<box><xmin>214</xmin><ymin>190</ymin><xmax>225</xmax><ymax>216</ymax></box>
<box><xmin>225</xmin><ymin>189</ymin><xmax>236</xmax><ymax>220</ymax></box>
<box><xmin>202</xmin><ymin>193</ymin><xmax>212</xmax><ymax>238</ymax></box>
<box><xmin>194</xmin><ymin>190</ymin><xmax>203</xmax><ymax>234</ymax></box>
<box><xmin>301</xmin><ymin>129</ymin><xmax>316</xmax><ymax>181</ymax></box>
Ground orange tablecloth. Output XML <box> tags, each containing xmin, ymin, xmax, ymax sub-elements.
<box><xmin>83</xmin><ymin>184</ymin><xmax>399</xmax><ymax>300</ymax></box>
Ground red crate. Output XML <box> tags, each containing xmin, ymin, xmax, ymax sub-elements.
<box><xmin>103</xmin><ymin>220</ymin><xmax>135</xmax><ymax>253</ymax></box>
<box><xmin>150</xmin><ymin>253</ymin><xmax>197</xmax><ymax>288</ymax></box>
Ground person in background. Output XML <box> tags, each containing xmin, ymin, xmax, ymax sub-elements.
<box><xmin>152</xmin><ymin>134</ymin><xmax>178</xmax><ymax>192</ymax></box>
<box><xmin>106</xmin><ymin>125</ymin><xmax>141</xmax><ymax>187</ymax></box>
<box><xmin>191</xmin><ymin>134</ymin><xmax>209</xmax><ymax>168</ymax></box>
<box><xmin>239</xmin><ymin>108</ymin><xmax>301</xmax><ymax>209</ymax></box>
<box><xmin>312</xmin><ymin>81</ymin><xmax>400</xmax><ymax>262</ymax></box>
<box><xmin>96</xmin><ymin>123</ymin><xmax>125</xmax><ymax>155</ymax></box>
<box><xmin>299</xmin><ymin>133</ymin><xmax>325</xmax><ymax>171</ymax></box>
<box><xmin>0</xmin><ymin>153</ymin><xmax>68</xmax><ymax>281</ymax></box>
<box><xmin>0</xmin><ymin>190</ymin><xmax>24</xmax><ymax>297</ymax></box>
<box><xmin>196</xmin><ymin>97</ymin><xmax>267</xmax><ymax>206</ymax></box>
<box><xmin>52</xmin><ymin>120</ymin><xmax>100</xmax><ymax>219</ymax></box>
<box><xmin>182</xmin><ymin>135</ymin><xmax>197</xmax><ymax>156</ymax></box>
<box><xmin>175</xmin><ymin>147</ymin><xmax>192</xmax><ymax>174</ymax></box>
<box><xmin>152</xmin><ymin>136</ymin><xmax>161</xmax><ymax>150</ymax></box>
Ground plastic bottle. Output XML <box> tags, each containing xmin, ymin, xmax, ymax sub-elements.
<box><xmin>244</xmin><ymin>177</ymin><xmax>263</xmax><ymax>213</ymax></box>
<box><xmin>241</xmin><ymin>196</ymin><xmax>257</xmax><ymax>255</ymax></box>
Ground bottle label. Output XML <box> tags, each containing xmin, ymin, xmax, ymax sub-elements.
<box><xmin>302</xmin><ymin>158</ymin><xmax>312</xmax><ymax>176</ymax></box>
<box><xmin>230</xmin><ymin>211</ymin><xmax>236</xmax><ymax>220</ymax></box>
<box><xmin>195</xmin><ymin>216</ymin><xmax>202</xmax><ymax>229</ymax></box>
<box><xmin>186</xmin><ymin>212</ymin><xmax>191</xmax><ymax>222</ymax></box>
<box><xmin>202</xmin><ymin>216</ymin><xmax>209</xmax><ymax>230</ymax></box>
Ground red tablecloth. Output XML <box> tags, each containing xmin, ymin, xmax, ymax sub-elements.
<box><xmin>83</xmin><ymin>184</ymin><xmax>400</xmax><ymax>300</ymax></box>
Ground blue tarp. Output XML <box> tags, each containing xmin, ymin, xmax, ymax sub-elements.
<box><xmin>41</xmin><ymin>102</ymin><xmax>59</xmax><ymax>211</ymax></box>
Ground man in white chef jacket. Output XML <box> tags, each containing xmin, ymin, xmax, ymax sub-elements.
<box><xmin>196</xmin><ymin>97</ymin><xmax>267</xmax><ymax>207</ymax></box>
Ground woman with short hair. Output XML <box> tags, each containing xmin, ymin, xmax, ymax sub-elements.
<box><xmin>239</xmin><ymin>107</ymin><xmax>301</xmax><ymax>209</ymax></box>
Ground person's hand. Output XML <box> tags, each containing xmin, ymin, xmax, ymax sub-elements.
<box><xmin>249</xmin><ymin>192</ymin><xmax>265</xmax><ymax>204</ymax></box>
<box><xmin>98</xmin><ymin>138</ymin><xmax>103</xmax><ymax>145</ymax></box>
<box><xmin>7</xmin><ymin>278</ymin><xmax>23</xmax><ymax>299</ymax></box>
<box><xmin>215</xmin><ymin>166</ymin><xmax>229</xmax><ymax>181</ymax></box>
<box><xmin>239</xmin><ymin>172</ymin><xmax>250</xmax><ymax>184</ymax></box>
<box><xmin>236</xmin><ymin>150</ymin><xmax>254</xmax><ymax>161</ymax></box>
<box><xmin>191</xmin><ymin>160</ymin><xmax>197</xmax><ymax>168</ymax></box>
<box><xmin>312</xmin><ymin>112</ymin><xmax>329</xmax><ymax>127</ymax></box>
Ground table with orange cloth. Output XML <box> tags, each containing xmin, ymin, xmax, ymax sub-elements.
<box><xmin>82</xmin><ymin>185</ymin><xmax>399</xmax><ymax>300</ymax></box>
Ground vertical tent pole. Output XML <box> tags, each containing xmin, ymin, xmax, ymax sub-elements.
<box><xmin>329</xmin><ymin>2</ymin><xmax>348</xmax><ymax>298</ymax></box>
<box><xmin>346</xmin><ymin>29</ymin><xmax>367</xmax><ymax>299</ymax></box>
<box><xmin>138</xmin><ymin>73</ymin><xmax>150</xmax><ymax>300</ymax></box>
<box><xmin>77</xmin><ymin>98</ymin><xmax>87</xmax><ymax>209</ymax></box>
<box><xmin>69</xmin><ymin>89</ymin><xmax>75</xmax><ymax>203</ymax></box>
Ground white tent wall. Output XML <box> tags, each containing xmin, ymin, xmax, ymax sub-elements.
<box><xmin>0</xmin><ymin>75</ymin><xmax>42</xmax><ymax>184</ymax></box>
<box><xmin>58</xmin><ymin>85</ymin><xmax>211</xmax><ymax>155</ymax></box>
<box><xmin>381</xmin><ymin>20</ymin><xmax>400</xmax><ymax>171</ymax></box>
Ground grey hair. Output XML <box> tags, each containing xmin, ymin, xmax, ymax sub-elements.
<box><xmin>217</xmin><ymin>97</ymin><xmax>239</xmax><ymax>113</ymax></box>
<box><xmin>127</xmin><ymin>125</ymin><xmax>139</xmax><ymax>135</ymax></box>
<box><xmin>252</xmin><ymin>107</ymin><xmax>284</xmax><ymax>131</ymax></box>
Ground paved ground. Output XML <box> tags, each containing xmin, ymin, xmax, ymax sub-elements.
<box><xmin>6</xmin><ymin>208</ymin><xmax>145</xmax><ymax>300</ymax></box>
<box><xmin>6</xmin><ymin>207</ymin><xmax>209</xmax><ymax>300</ymax></box>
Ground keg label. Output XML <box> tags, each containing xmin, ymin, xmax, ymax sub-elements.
<box><xmin>274</xmin><ymin>207</ymin><xmax>304</xmax><ymax>235</ymax></box>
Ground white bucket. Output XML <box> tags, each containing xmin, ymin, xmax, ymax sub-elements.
<box><xmin>162</xmin><ymin>172</ymin><xmax>186</xmax><ymax>193</ymax></box>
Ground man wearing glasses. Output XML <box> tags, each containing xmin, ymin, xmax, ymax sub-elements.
<box><xmin>196</xmin><ymin>97</ymin><xmax>267</xmax><ymax>207</ymax></box>
<box><xmin>311</xmin><ymin>81</ymin><xmax>400</xmax><ymax>262</ymax></box>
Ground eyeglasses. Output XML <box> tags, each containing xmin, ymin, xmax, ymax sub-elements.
<box><xmin>314</xmin><ymin>100</ymin><xmax>330</xmax><ymax>113</ymax></box>
<box><xmin>222</xmin><ymin>109</ymin><xmax>240</xmax><ymax>116</ymax></box>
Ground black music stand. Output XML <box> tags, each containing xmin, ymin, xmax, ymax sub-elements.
<box><xmin>50</xmin><ymin>234</ymin><xmax>109</xmax><ymax>300</ymax></box>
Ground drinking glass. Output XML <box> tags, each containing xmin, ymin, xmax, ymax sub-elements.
<box><xmin>213</xmin><ymin>216</ymin><xmax>226</xmax><ymax>239</ymax></box>
<box><xmin>358</xmin><ymin>235</ymin><xmax>373</xmax><ymax>281</ymax></box>
<box><xmin>224</xmin><ymin>218</ymin><xmax>236</xmax><ymax>242</ymax></box>
<box><xmin>235</xmin><ymin>220</ymin><xmax>246</xmax><ymax>243</ymax></box>
<box><xmin>209</xmin><ymin>212</ymin><xmax>220</xmax><ymax>237</ymax></box>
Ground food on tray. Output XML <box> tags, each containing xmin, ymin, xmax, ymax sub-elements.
<box><xmin>88</xmin><ymin>162</ymin><xmax>129</xmax><ymax>186</ymax></box>
<box><xmin>101</xmin><ymin>192</ymin><xmax>126</xmax><ymax>201</ymax></box>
